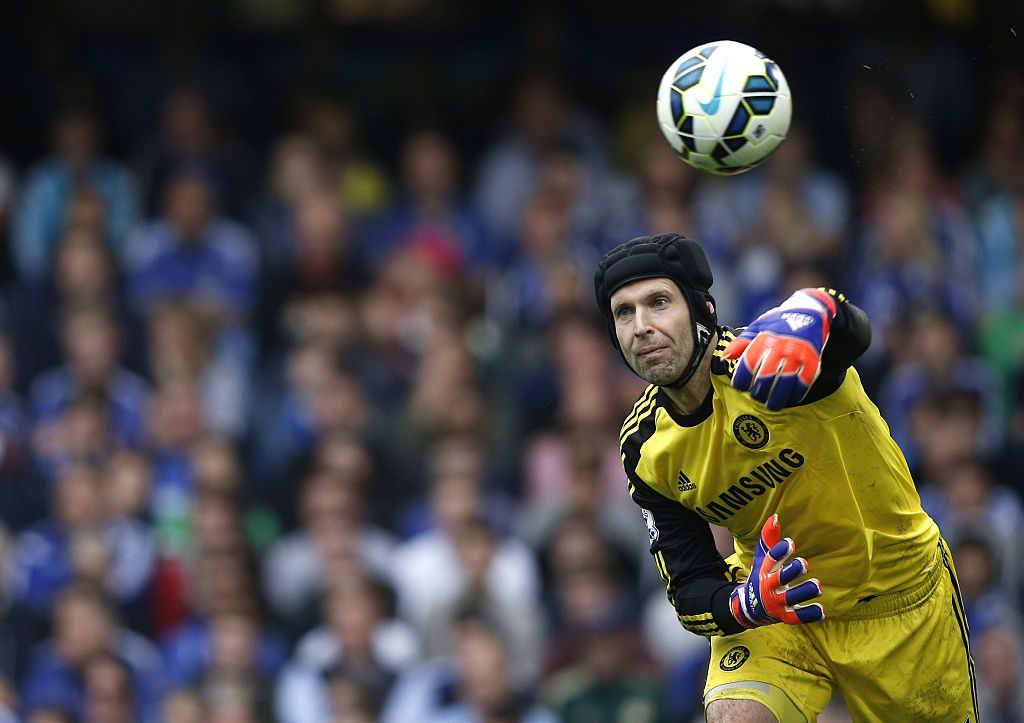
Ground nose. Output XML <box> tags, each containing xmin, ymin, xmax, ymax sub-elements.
<box><xmin>632</xmin><ymin>308</ymin><xmax>653</xmax><ymax>337</ymax></box>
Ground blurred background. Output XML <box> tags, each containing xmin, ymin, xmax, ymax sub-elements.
<box><xmin>0</xmin><ymin>0</ymin><xmax>1022</xmax><ymax>721</ymax></box>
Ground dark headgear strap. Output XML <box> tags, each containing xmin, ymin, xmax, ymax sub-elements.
<box><xmin>594</xmin><ymin>233</ymin><xmax>717</xmax><ymax>388</ymax></box>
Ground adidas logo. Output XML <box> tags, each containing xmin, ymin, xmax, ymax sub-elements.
<box><xmin>781</xmin><ymin>312</ymin><xmax>814</xmax><ymax>332</ymax></box>
<box><xmin>677</xmin><ymin>471</ymin><xmax>697</xmax><ymax>492</ymax></box>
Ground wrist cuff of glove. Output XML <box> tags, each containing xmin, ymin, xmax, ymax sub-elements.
<box><xmin>779</xmin><ymin>288</ymin><xmax>836</xmax><ymax>318</ymax></box>
<box><xmin>729</xmin><ymin>585</ymin><xmax>775</xmax><ymax>629</ymax></box>
<box><xmin>729</xmin><ymin>587</ymin><xmax>754</xmax><ymax>629</ymax></box>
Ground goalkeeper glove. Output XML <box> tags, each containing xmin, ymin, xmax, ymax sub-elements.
<box><xmin>729</xmin><ymin>514</ymin><xmax>824</xmax><ymax>629</ymax></box>
<box><xmin>721</xmin><ymin>288</ymin><xmax>837</xmax><ymax>410</ymax></box>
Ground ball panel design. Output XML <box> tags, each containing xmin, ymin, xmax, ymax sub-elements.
<box><xmin>674</xmin><ymin>67</ymin><xmax>705</xmax><ymax>91</ymax></box>
<box><xmin>746</xmin><ymin>96</ymin><xmax>775</xmax><ymax>114</ymax></box>
<box><xmin>743</xmin><ymin>75</ymin><xmax>774</xmax><ymax>93</ymax></box>
<box><xmin>656</xmin><ymin>40</ymin><xmax>792</xmax><ymax>176</ymax></box>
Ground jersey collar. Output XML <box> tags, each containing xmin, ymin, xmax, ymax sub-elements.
<box><xmin>658</xmin><ymin>385</ymin><xmax>714</xmax><ymax>427</ymax></box>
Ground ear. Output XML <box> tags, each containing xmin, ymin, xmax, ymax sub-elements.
<box><xmin>706</xmin><ymin>300</ymin><xmax>715</xmax><ymax>314</ymax></box>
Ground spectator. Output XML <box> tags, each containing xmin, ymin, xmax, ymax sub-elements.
<box><xmin>391</xmin><ymin>439</ymin><xmax>542</xmax><ymax>678</ymax></box>
<box><xmin>12</xmin><ymin>106</ymin><xmax>138</xmax><ymax>284</ymax></box>
<box><xmin>104</xmin><ymin>450</ymin><xmax>153</xmax><ymax>523</ymax></box>
<box><xmin>298</xmin><ymin>95</ymin><xmax>391</xmax><ymax>218</ymax></box>
<box><xmin>275</xmin><ymin>573</ymin><xmax>419</xmax><ymax>723</ymax></box>
<box><xmin>9</xmin><ymin>462</ymin><xmax>156</xmax><ymax>620</ymax></box>
<box><xmin>124</xmin><ymin>165</ymin><xmax>259</xmax><ymax>333</ymax></box>
<box><xmin>543</xmin><ymin>605</ymin><xmax>668</xmax><ymax>723</ymax></box>
<box><xmin>139</xmin><ymin>87</ymin><xmax>252</xmax><ymax>218</ymax></box>
<box><xmin>475</xmin><ymin>75</ymin><xmax>608</xmax><ymax>244</ymax></box>
<box><xmin>420</xmin><ymin>518</ymin><xmax>545</xmax><ymax>685</ymax></box>
<box><xmin>262</xmin><ymin>466</ymin><xmax>395</xmax><ymax>627</ymax></box>
<box><xmin>10</xmin><ymin>224</ymin><xmax>146</xmax><ymax>382</ymax></box>
<box><xmin>29</xmin><ymin>303</ymin><xmax>149</xmax><ymax>461</ymax></box>
<box><xmin>144</xmin><ymin>376</ymin><xmax>209</xmax><ymax>533</ymax></box>
<box><xmin>977</xmin><ymin>623</ymin><xmax>1024</xmax><ymax>722</ymax></box>
<box><xmin>161</xmin><ymin>541</ymin><xmax>286</xmax><ymax>690</ymax></box>
<box><xmin>252</xmin><ymin>133</ymin><xmax>330</xmax><ymax>270</ymax></box>
<box><xmin>320</xmin><ymin>664</ymin><xmax>388</xmax><ymax>723</ymax></box>
<box><xmin>160</xmin><ymin>689</ymin><xmax>205</xmax><ymax>723</ymax></box>
<box><xmin>951</xmin><ymin>531</ymin><xmax>1021</xmax><ymax>637</ymax></box>
<box><xmin>145</xmin><ymin>301</ymin><xmax>249</xmax><ymax>440</ymax></box>
<box><xmin>727</xmin><ymin>125</ymin><xmax>852</xmax><ymax>321</ymax></box>
<box><xmin>365</xmin><ymin>129</ymin><xmax>493</xmax><ymax>273</ymax></box>
<box><xmin>921</xmin><ymin>459</ymin><xmax>1024</xmax><ymax>603</ymax></box>
<box><xmin>191</xmin><ymin>609</ymin><xmax>276</xmax><ymax>722</ymax></box>
<box><xmin>539</xmin><ymin>517</ymin><xmax>636</xmax><ymax>649</ymax></box>
<box><xmin>403</xmin><ymin>325</ymin><xmax>489</xmax><ymax>458</ymax></box>
<box><xmin>380</xmin><ymin>609</ymin><xmax>559</xmax><ymax>723</ymax></box>
<box><xmin>258</xmin><ymin>188</ymin><xmax>368</xmax><ymax>353</ymax></box>
<box><xmin>516</xmin><ymin>426</ymin><xmax>642</xmax><ymax>585</ymax></box>
<box><xmin>853</xmin><ymin>116</ymin><xmax>978</xmax><ymax>354</ymax></box>
<box><xmin>19</xmin><ymin>583</ymin><xmax>163</xmax><ymax>720</ymax></box>
<box><xmin>974</xmin><ymin>175</ymin><xmax>1024</xmax><ymax>318</ymax></box>
<box><xmin>489</xmin><ymin>193</ymin><xmax>598</xmax><ymax>329</ymax></box>
<box><xmin>963</xmin><ymin>89</ymin><xmax>1024</xmax><ymax>212</ymax></box>
<box><xmin>82</xmin><ymin>651</ymin><xmax>139</xmax><ymax>723</ymax></box>
<box><xmin>258</xmin><ymin>341</ymin><xmax>384</xmax><ymax>495</ymax></box>
<box><xmin>878</xmin><ymin>309</ymin><xmax>1001</xmax><ymax>468</ymax></box>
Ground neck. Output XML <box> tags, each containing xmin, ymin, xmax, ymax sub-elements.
<box><xmin>660</xmin><ymin>331</ymin><xmax>716</xmax><ymax>415</ymax></box>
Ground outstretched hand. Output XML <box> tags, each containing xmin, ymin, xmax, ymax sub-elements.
<box><xmin>729</xmin><ymin>514</ymin><xmax>824</xmax><ymax>628</ymax></box>
<box><xmin>721</xmin><ymin>288</ymin><xmax>837</xmax><ymax>410</ymax></box>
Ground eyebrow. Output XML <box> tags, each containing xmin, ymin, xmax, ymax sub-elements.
<box><xmin>631</xmin><ymin>285</ymin><xmax>676</xmax><ymax>302</ymax></box>
<box><xmin>613</xmin><ymin>285</ymin><xmax>675</xmax><ymax>311</ymax></box>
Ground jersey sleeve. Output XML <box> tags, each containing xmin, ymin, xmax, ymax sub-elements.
<box><xmin>803</xmin><ymin>288</ymin><xmax>872</xmax><ymax>404</ymax></box>
<box><xmin>627</xmin><ymin>471</ymin><xmax>745</xmax><ymax>637</ymax></box>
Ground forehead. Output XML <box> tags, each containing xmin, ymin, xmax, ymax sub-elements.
<box><xmin>609</xmin><ymin>277</ymin><xmax>680</xmax><ymax>305</ymax></box>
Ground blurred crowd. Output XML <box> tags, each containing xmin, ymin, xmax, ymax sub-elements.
<box><xmin>1</xmin><ymin>5</ymin><xmax>1024</xmax><ymax>723</ymax></box>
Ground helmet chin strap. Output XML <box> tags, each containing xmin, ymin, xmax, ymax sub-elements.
<box><xmin>664</xmin><ymin>320</ymin><xmax>713</xmax><ymax>389</ymax></box>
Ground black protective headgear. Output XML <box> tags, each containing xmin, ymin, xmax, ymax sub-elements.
<box><xmin>594</xmin><ymin>233</ymin><xmax>717</xmax><ymax>388</ymax></box>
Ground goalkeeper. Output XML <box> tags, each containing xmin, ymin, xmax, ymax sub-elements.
<box><xmin>594</xmin><ymin>234</ymin><xmax>976</xmax><ymax>722</ymax></box>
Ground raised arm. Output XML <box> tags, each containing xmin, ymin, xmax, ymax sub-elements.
<box><xmin>722</xmin><ymin>288</ymin><xmax>871</xmax><ymax>409</ymax></box>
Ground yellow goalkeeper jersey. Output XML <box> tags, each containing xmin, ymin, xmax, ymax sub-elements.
<box><xmin>623</xmin><ymin>311</ymin><xmax>940</xmax><ymax>637</ymax></box>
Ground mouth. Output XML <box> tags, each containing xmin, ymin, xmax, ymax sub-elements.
<box><xmin>638</xmin><ymin>346</ymin><xmax>665</xmax><ymax>358</ymax></box>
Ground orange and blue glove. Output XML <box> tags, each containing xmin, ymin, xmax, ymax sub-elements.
<box><xmin>722</xmin><ymin>288</ymin><xmax>837</xmax><ymax>410</ymax></box>
<box><xmin>729</xmin><ymin>514</ymin><xmax>824</xmax><ymax>628</ymax></box>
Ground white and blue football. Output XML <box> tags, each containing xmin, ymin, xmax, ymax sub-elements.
<box><xmin>657</xmin><ymin>40</ymin><xmax>792</xmax><ymax>175</ymax></box>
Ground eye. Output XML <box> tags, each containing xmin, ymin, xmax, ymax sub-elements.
<box><xmin>614</xmin><ymin>306</ymin><xmax>632</xmax><ymax>320</ymax></box>
<box><xmin>653</xmin><ymin>297</ymin><xmax>669</xmax><ymax>308</ymax></box>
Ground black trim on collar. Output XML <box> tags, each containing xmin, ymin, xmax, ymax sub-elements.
<box><xmin>658</xmin><ymin>385</ymin><xmax>714</xmax><ymax>427</ymax></box>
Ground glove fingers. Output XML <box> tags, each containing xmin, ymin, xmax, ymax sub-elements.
<box><xmin>778</xmin><ymin>556</ymin><xmax>809</xmax><ymax>586</ymax></box>
<box><xmin>730</xmin><ymin>337</ymin><xmax>765</xmax><ymax>392</ymax></box>
<box><xmin>767</xmin><ymin>537</ymin><xmax>794</xmax><ymax>565</ymax></box>
<box><xmin>721</xmin><ymin>336</ymin><xmax>752</xmax><ymax>361</ymax></box>
<box><xmin>749</xmin><ymin>348</ymin><xmax>783</xmax><ymax>404</ymax></box>
<box><xmin>790</xmin><ymin>602</ymin><xmax>825</xmax><ymax>624</ymax></box>
<box><xmin>754</xmin><ymin>343</ymin><xmax>783</xmax><ymax>379</ymax></box>
<box><xmin>765</xmin><ymin>370</ymin><xmax>798</xmax><ymax>411</ymax></box>
<box><xmin>784</xmin><ymin>578</ymin><xmax>823</xmax><ymax>606</ymax></box>
<box><xmin>758</xmin><ymin>514</ymin><xmax>781</xmax><ymax>550</ymax></box>
<box><xmin>796</xmin><ymin>355</ymin><xmax>822</xmax><ymax>389</ymax></box>
<box><xmin>730</xmin><ymin>353</ymin><xmax>754</xmax><ymax>392</ymax></box>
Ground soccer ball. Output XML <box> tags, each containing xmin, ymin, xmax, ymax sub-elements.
<box><xmin>656</xmin><ymin>40</ymin><xmax>792</xmax><ymax>176</ymax></box>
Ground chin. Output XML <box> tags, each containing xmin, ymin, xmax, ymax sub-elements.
<box><xmin>637</xmin><ymin>364</ymin><xmax>678</xmax><ymax>386</ymax></box>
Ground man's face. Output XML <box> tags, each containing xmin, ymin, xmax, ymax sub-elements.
<box><xmin>166</xmin><ymin>176</ymin><xmax>213</xmax><ymax>240</ymax></box>
<box><xmin>610</xmin><ymin>277</ymin><xmax>693</xmax><ymax>386</ymax></box>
